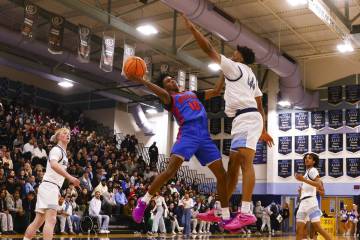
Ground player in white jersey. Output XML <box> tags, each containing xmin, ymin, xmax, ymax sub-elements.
<box><xmin>23</xmin><ymin>128</ymin><xmax>80</xmax><ymax>240</ymax></box>
<box><xmin>183</xmin><ymin>15</ymin><xmax>274</xmax><ymax>230</ymax></box>
<box><xmin>295</xmin><ymin>153</ymin><xmax>331</xmax><ymax>240</ymax></box>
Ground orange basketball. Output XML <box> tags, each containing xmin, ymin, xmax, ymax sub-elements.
<box><xmin>124</xmin><ymin>56</ymin><xmax>147</xmax><ymax>79</ymax></box>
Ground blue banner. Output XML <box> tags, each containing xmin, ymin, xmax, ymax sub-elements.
<box><xmin>278</xmin><ymin>113</ymin><xmax>292</xmax><ymax>131</ymax></box>
<box><xmin>213</xmin><ymin>139</ymin><xmax>221</xmax><ymax>151</ymax></box>
<box><xmin>311</xmin><ymin>134</ymin><xmax>326</xmax><ymax>154</ymax></box>
<box><xmin>210</xmin><ymin>118</ymin><xmax>221</xmax><ymax>135</ymax></box>
<box><xmin>295</xmin><ymin>112</ymin><xmax>309</xmax><ymax>131</ymax></box>
<box><xmin>311</xmin><ymin>111</ymin><xmax>326</xmax><ymax>130</ymax></box>
<box><xmin>328</xmin><ymin>158</ymin><xmax>343</xmax><ymax>178</ymax></box>
<box><xmin>254</xmin><ymin>141</ymin><xmax>267</xmax><ymax>164</ymax></box>
<box><xmin>295</xmin><ymin>135</ymin><xmax>309</xmax><ymax>154</ymax></box>
<box><xmin>294</xmin><ymin>159</ymin><xmax>305</xmax><ymax>175</ymax></box>
<box><xmin>328</xmin><ymin>133</ymin><xmax>343</xmax><ymax>153</ymax></box>
<box><xmin>346</xmin><ymin>133</ymin><xmax>360</xmax><ymax>153</ymax></box>
<box><xmin>278</xmin><ymin>136</ymin><xmax>292</xmax><ymax>155</ymax></box>
<box><xmin>224</xmin><ymin>117</ymin><xmax>234</xmax><ymax>134</ymax></box>
<box><xmin>328</xmin><ymin>109</ymin><xmax>343</xmax><ymax>129</ymax></box>
<box><xmin>278</xmin><ymin>159</ymin><xmax>292</xmax><ymax>178</ymax></box>
<box><xmin>346</xmin><ymin>158</ymin><xmax>360</xmax><ymax>178</ymax></box>
<box><xmin>316</xmin><ymin>159</ymin><xmax>326</xmax><ymax>177</ymax></box>
<box><xmin>222</xmin><ymin>139</ymin><xmax>231</xmax><ymax>156</ymax></box>
<box><xmin>345</xmin><ymin>85</ymin><xmax>360</xmax><ymax>104</ymax></box>
<box><xmin>346</xmin><ymin>109</ymin><xmax>360</xmax><ymax>128</ymax></box>
<box><xmin>328</xmin><ymin>86</ymin><xmax>343</xmax><ymax>105</ymax></box>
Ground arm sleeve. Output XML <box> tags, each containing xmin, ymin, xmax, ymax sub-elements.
<box><xmin>220</xmin><ymin>54</ymin><xmax>243</xmax><ymax>80</ymax></box>
<box><xmin>193</xmin><ymin>91</ymin><xmax>205</xmax><ymax>102</ymax></box>
<box><xmin>48</xmin><ymin>147</ymin><xmax>61</xmax><ymax>163</ymax></box>
<box><xmin>309</xmin><ymin>168</ymin><xmax>319</xmax><ymax>180</ymax></box>
<box><xmin>163</xmin><ymin>96</ymin><xmax>173</xmax><ymax>111</ymax></box>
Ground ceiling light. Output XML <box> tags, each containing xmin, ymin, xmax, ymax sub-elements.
<box><xmin>146</xmin><ymin>108</ymin><xmax>158</xmax><ymax>114</ymax></box>
<box><xmin>208</xmin><ymin>63</ymin><xmax>221</xmax><ymax>72</ymax></box>
<box><xmin>287</xmin><ymin>0</ymin><xmax>307</xmax><ymax>6</ymax></box>
<box><xmin>278</xmin><ymin>100</ymin><xmax>291</xmax><ymax>107</ymax></box>
<box><xmin>58</xmin><ymin>81</ymin><xmax>74</xmax><ymax>88</ymax></box>
<box><xmin>136</xmin><ymin>24</ymin><xmax>158</xmax><ymax>36</ymax></box>
<box><xmin>337</xmin><ymin>41</ymin><xmax>354</xmax><ymax>53</ymax></box>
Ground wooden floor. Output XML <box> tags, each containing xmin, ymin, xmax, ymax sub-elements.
<box><xmin>2</xmin><ymin>233</ymin><xmax>357</xmax><ymax>240</ymax></box>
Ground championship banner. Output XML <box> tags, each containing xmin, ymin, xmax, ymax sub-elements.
<box><xmin>328</xmin><ymin>86</ymin><xmax>343</xmax><ymax>105</ymax></box>
<box><xmin>328</xmin><ymin>109</ymin><xmax>343</xmax><ymax>129</ymax></box>
<box><xmin>177</xmin><ymin>70</ymin><xmax>186</xmax><ymax>92</ymax></box>
<box><xmin>345</xmin><ymin>108</ymin><xmax>360</xmax><ymax>128</ymax></box>
<box><xmin>345</xmin><ymin>84</ymin><xmax>360</xmax><ymax>104</ymax></box>
<box><xmin>143</xmin><ymin>56</ymin><xmax>152</xmax><ymax>81</ymax></box>
<box><xmin>316</xmin><ymin>158</ymin><xmax>326</xmax><ymax>177</ymax></box>
<box><xmin>278</xmin><ymin>136</ymin><xmax>292</xmax><ymax>155</ymax></box>
<box><xmin>311</xmin><ymin>111</ymin><xmax>326</xmax><ymax>130</ymax></box>
<box><xmin>213</xmin><ymin>139</ymin><xmax>221</xmax><ymax>151</ymax></box>
<box><xmin>209</xmin><ymin>118</ymin><xmax>221</xmax><ymax>135</ymax></box>
<box><xmin>48</xmin><ymin>15</ymin><xmax>64</xmax><ymax>54</ymax></box>
<box><xmin>100</xmin><ymin>34</ymin><xmax>115</xmax><ymax>72</ymax></box>
<box><xmin>121</xmin><ymin>43</ymin><xmax>135</xmax><ymax>75</ymax></box>
<box><xmin>224</xmin><ymin>117</ymin><xmax>233</xmax><ymax>134</ymax></box>
<box><xmin>346</xmin><ymin>133</ymin><xmax>360</xmax><ymax>153</ymax></box>
<box><xmin>222</xmin><ymin>139</ymin><xmax>231</xmax><ymax>156</ymax></box>
<box><xmin>295</xmin><ymin>112</ymin><xmax>309</xmax><ymax>131</ymax></box>
<box><xmin>160</xmin><ymin>64</ymin><xmax>169</xmax><ymax>73</ymax></box>
<box><xmin>189</xmin><ymin>74</ymin><xmax>197</xmax><ymax>91</ymax></box>
<box><xmin>278</xmin><ymin>160</ymin><xmax>292</xmax><ymax>178</ymax></box>
<box><xmin>21</xmin><ymin>3</ymin><xmax>38</xmax><ymax>39</ymax></box>
<box><xmin>328</xmin><ymin>133</ymin><xmax>343</xmax><ymax>153</ymax></box>
<box><xmin>346</xmin><ymin>158</ymin><xmax>360</xmax><ymax>178</ymax></box>
<box><xmin>254</xmin><ymin>141</ymin><xmax>267</xmax><ymax>164</ymax></box>
<box><xmin>278</xmin><ymin>113</ymin><xmax>292</xmax><ymax>131</ymax></box>
<box><xmin>294</xmin><ymin>159</ymin><xmax>306</xmax><ymax>175</ymax></box>
<box><xmin>311</xmin><ymin>134</ymin><xmax>326</xmax><ymax>154</ymax></box>
<box><xmin>295</xmin><ymin>135</ymin><xmax>309</xmax><ymax>155</ymax></box>
<box><xmin>77</xmin><ymin>25</ymin><xmax>91</xmax><ymax>63</ymax></box>
<box><xmin>328</xmin><ymin>158</ymin><xmax>343</xmax><ymax>178</ymax></box>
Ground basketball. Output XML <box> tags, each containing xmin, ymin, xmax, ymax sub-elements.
<box><xmin>124</xmin><ymin>56</ymin><xmax>147</xmax><ymax>79</ymax></box>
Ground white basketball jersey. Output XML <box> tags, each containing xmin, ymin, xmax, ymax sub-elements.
<box><xmin>220</xmin><ymin>55</ymin><xmax>263</xmax><ymax>117</ymax></box>
<box><xmin>300</xmin><ymin>167</ymin><xmax>319</xmax><ymax>199</ymax></box>
<box><xmin>43</xmin><ymin>145</ymin><xmax>68</xmax><ymax>187</ymax></box>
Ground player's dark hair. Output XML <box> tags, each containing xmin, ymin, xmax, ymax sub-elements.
<box><xmin>237</xmin><ymin>45</ymin><xmax>255</xmax><ymax>65</ymax></box>
<box><xmin>303</xmin><ymin>152</ymin><xmax>319</xmax><ymax>168</ymax></box>
<box><xmin>156</xmin><ymin>73</ymin><xmax>171</xmax><ymax>88</ymax></box>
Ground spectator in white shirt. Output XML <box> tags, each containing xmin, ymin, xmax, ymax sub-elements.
<box><xmin>57</xmin><ymin>196</ymin><xmax>75</xmax><ymax>235</ymax></box>
<box><xmin>89</xmin><ymin>191</ymin><xmax>110</xmax><ymax>233</ymax></box>
<box><xmin>31</xmin><ymin>141</ymin><xmax>47</xmax><ymax>167</ymax></box>
<box><xmin>23</xmin><ymin>138</ymin><xmax>35</xmax><ymax>155</ymax></box>
<box><xmin>180</xmin><ymin>193</ymin><xmax>194</xmax><ymax>235</ymax></box>
<box><xmin>170</xmin><ymin>182</ymin><xmax>179</xmax><ymax>194</ymax></box>
<box><xmin>92</xmin><ymin>177</ymin><xmax>108</xmax><ymax>196</ymax></box>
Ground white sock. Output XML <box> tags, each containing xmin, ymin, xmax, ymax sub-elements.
<box><xmin>241</xmin><ymin>201</ymin><xmax>252</xmax><ymax>214</ymax></box>
<box><xmin>221</xmin><ymin>207</ymin><xmax>230</xmax><ymax>220</ymax></box>
<box><xmin>23</xmin><ymin>237</ymin><xmax>31</xmax><ymax>240</ymax></box>
<box><xmin>142</xmin><ymin>192</ymin><xmax>153</xmax><ymax>204</ymax></box>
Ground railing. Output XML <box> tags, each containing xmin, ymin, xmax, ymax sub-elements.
<box><xmin>136</xmin><ymin>143</ymin><xmax>216</xmax><ymax>194</ymax></box>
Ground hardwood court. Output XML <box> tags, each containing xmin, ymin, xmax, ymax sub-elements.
<box><xmin>2</xmin><ymin>234</ymin><xmax>354</xmax><ymax>240</ymax></box>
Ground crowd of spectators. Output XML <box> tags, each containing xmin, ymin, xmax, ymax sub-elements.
<box><xmin>0</xmin><ymin>98</ymin><xmax>293</xmax><ymax>236</ymax></box>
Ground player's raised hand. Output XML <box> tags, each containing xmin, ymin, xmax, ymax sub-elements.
<box><xmin>260</xmin><ymin>132</ymin><xmax>274</xmax><ymax>147</ymax></box>
<box><xmin>69</xmin><ymin>176</ymin><xmax>80</xmax><ymax>187</ymax></box>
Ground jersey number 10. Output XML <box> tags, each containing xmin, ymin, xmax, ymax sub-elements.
<box><xmin>188</xmin><ymin>101</ymin><xmax>201</xmax><ymax>111</ymax></box>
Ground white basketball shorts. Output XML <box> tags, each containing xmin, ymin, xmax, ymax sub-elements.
<box><xmin>35</xmin><ymin>181</ymin><xmax>61</xmax><ymax>214</ymax></box>
<box><xmin>230</xmin><ymin>111</ymin><xmax>263</xmax><ymax>151</ymax></box>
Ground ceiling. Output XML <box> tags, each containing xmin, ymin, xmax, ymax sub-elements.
<box><xmin>0</xmin><ymin>0</ymin><xmax>359</xmax><ymax>102</ymax></box>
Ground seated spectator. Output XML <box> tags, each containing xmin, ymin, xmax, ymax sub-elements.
<box><xmin>2</xmin><ymin>150</ymin><xmax>13</xmax><ymax>169</ymax></box>
<box><xmin>143</xmin><ymin>166</ymin><xmax>156</xmax><ymax>181</ymax></box>
<box><xmin>22</xmin><ymin>138</ymin><xmax>35</xmax><ymax>159</ymax></box>
<box><xmin>31</xmin><ymin>141</ymin><xmax>47</xmax><ymax>167</ymax></box>
<box><xmin>76</xmin><ymin>188</ymin><xmax>91</xmax><ymax>214</ymax></box>
<box><xmin>0</xmin><ymin>189</ymin><xmax>14</xmax><ymax>234</ymax></box>
<box><xmin>114</xmin><ymin>186</ymin><xmax>127</xmax><ymax>216</ymax></box>
<box><xmin>93</xmin><ymin>176</ymin><xmax>108</xmax><ymax>196</ymax></box>
<box><xmin>89</xmin><ymin>191</ymin><xmax>110</xmax><ymax>234</ymax></box>
<box><xmin>102</xmin><ymin>185</ymin><xmax>116</xmax><ymax>215</ymax></box>
<box><xmin>7</xmin><ymin>190</ymin><xmax>25</xmax><ymax>233</ymax></box>
<box><xmin>24</xmin><ymin>175</ymin><xmax>36</xmax><ymax>196</ymax></box>
<box><xmin>22</xmin><ymin>191</ymin><xmax>36</xmax><ymax>227</ymax></box>
<box><xmin>80</xmin><ymin>172</ymin><xmax>93</xmax><ymax>192</ymax></box>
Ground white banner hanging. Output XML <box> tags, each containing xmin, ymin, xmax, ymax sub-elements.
<box><xmin>189</xmin><ymin>74</ymin><xmax>197</xmax><ymax>91</ymax></box>
<box><xmin>177</xmin><ymin>70</ymin><xmax>186</xmax><ymax>92</ymax></box>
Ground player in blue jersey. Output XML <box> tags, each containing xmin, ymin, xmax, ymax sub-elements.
<box><xmin>130</xmin><ymin>73</ymin><xmax>230</xmax><ymax>227</ymax></box>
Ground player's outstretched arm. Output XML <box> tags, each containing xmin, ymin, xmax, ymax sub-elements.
<box><xmin>204</xmin><ymin>74</ymin><xmax>225</xmax><ymax>100</ymax></box>
<box><xmin>182</xmin><ymin>15</ymin><xmax>220</xmax><ymax>64</ymax></box>
<box><xmin>256</xmin><ymin>96</ymin><xmax>274</xmax><ymax>147</ymax></box>
<box><xmin>129</xmin><ymin>75</ymin><xmax>171</xmax><ymax>105</ymax></box>
<box><xmin>49</xmin><ymin>160</ymin><xmax>80</xmax><ymax>187</ymax></box>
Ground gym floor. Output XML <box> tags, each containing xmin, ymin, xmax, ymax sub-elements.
<box><xmin>1</xmin><ymin>234</ymin><xmax>353</xmax><ymax>240</ymax></box>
